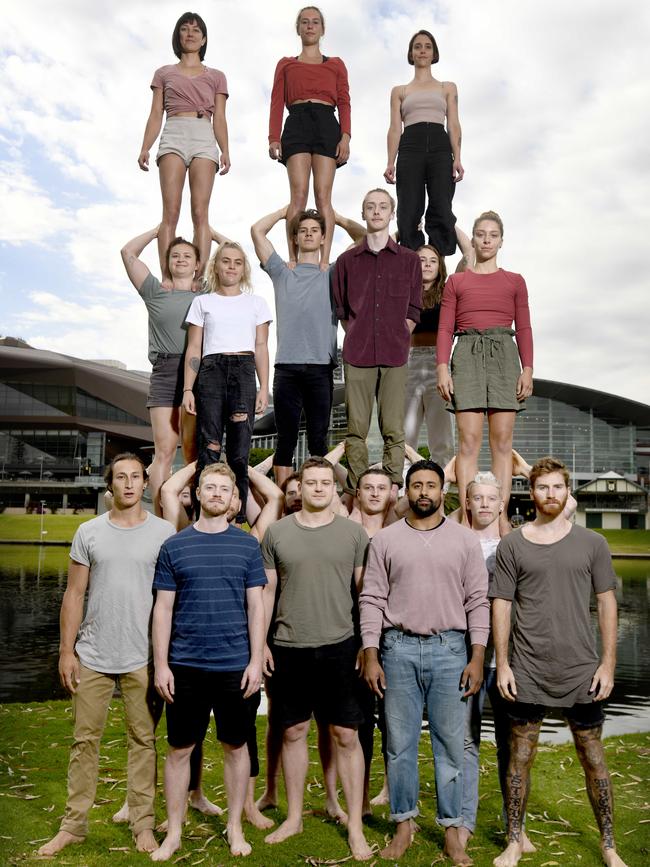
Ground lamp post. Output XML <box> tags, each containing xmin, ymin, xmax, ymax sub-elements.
<box><xmin>39</xmin><ymin>500</ymin><xmax>47</xmax><ymax>543</ymax></box>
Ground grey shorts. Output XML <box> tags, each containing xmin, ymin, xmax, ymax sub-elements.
<box><xmin>147</xmin><ymin>353</ymin><xmax>184</xmax><ymax>408</ymax></box>
<box><xmin>448</xmin><ymin>328</ymin><xmax>525</xmax><ymax>413</ymax></box>
<box><xmin>156</xmin><ymin>117</ymin><xmax>219</xmax><ymax>167</ymax></box>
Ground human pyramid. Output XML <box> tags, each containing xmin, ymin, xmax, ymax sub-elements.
<box><xmin>38</xmin><ymin>8</ymin><xmax>627</xmax><ymax>867</ymax></box>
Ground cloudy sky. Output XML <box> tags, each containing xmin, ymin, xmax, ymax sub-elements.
<box><xmin>1</xmin><ymin>0</ymin><xmax>648</xmax><ymax>404</ymax></box>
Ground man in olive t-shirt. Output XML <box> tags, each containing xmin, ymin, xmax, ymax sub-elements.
<box><xmin>260</xmin><ymin>457</ymin><xmax>372</xmax><ymax>862</ymax></box>
<box><xmin>490</xmin><ymin>457</ymin><xmax>626</xmax><ymax>867</ymax></box>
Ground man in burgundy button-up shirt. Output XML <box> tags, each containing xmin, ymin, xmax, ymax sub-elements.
<box><xmin>333</xmin><ymin>189</ymin><xmax>422</xmax><ymax>495</ymax></box>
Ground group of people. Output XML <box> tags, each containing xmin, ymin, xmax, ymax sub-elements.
<box><xmin>37</xmin><ymin>6</ymin><xmax>628</xmax><ymax>867</ymax></box>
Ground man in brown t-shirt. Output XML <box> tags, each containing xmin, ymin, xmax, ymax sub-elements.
<box><xmin>490</xmin><ymin>457</ymin><xmax>626</xmax><ymax>867</ymax></box>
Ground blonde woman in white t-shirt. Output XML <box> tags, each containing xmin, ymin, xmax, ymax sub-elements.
<box><xmin>183</xmin><ymin>242</ymin><xmax>272</xmax><ymax>523</ymax></box>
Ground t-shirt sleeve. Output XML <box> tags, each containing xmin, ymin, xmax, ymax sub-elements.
<box><xmin>212</xmin><ymin>69</ymin><xmax>228</xmax><ymax>98</ymax></box>
<box><xmin>185</xmin><ymin>295</ymin><xmax>205</xmax><ymax>327</ymax></box>
<box><xmin>359</xmin><ymin>535</ymin><xmax>389</xmax><ymax>649</ymax></box>
<box><xmin>262</xmin><ymin>250</ymin><xmax>286</xmax><ymax>281</ymax></box>
<box><xmin>489</xmin><ymin>536</ymin><xmax>518</xmax><ymax>600</ymax></box>
<box><xmin>436</xmin><ymin>275</ymin><xmax>458</xmax><ymax>365</ymax></box>
<box><xmin>354</xmin><ymin>526</ymin><xmax>370</xmax><ymax>567</ymax></box>
<box><xmin>260</xmin><ymin>526</ymin><xmax>277</xmax><ymax>570</ymax></box>
<box><xmin>151</xmin><ymin>66</ymin><xmax>165</xmax><ymax>90</ymax></box>
<box><xmin>245</xmin><ymin>541</ymin><xmax>268</xmax><ymax>589</ymax></box>
<box><xmin>69</xmin><ymin>524</ymin><xmax>90</xmax><ymax>567</ymax></box>
<box><xmin>137</xmin><ymin>272</ymin><xmax>161</xmax><ymax>301</ymax></box>
<box><xmin>268</xmin><ymin>58</ymin><xmax>287</xmax><ymax>143</ymax></box>
<box><xmin>255</xmin><ymin>295</ymin><xmax>273</xmax><ymax>325</ymax></box>
<box><xmin>513</xmin><ymin>273</ymin><xmax>533</xmax><ymax>369</ymax></box>
<box><xmin>463</xmin><ymin>538</ymin><xmax>490</xmax><ymax>646</ymax></box>
<box><xmin>335</xmin><ymin>58</ymin><xmax>351</xmax><ymax>137</ymax></box>
<box><xmin>591</xmin><ymin>534</ymin><xmax>618</xmax><ymax>593</ymax></box>
<box><xmin>153</xmin><ymin>542</ymin><xmax>177</xmax><ymax>592</ymax></box>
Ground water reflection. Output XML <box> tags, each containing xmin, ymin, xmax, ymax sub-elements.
<box><xmin>0</xmin><ymin>546</ymin><xmax>648</xmax><ymax>744</ymax></box>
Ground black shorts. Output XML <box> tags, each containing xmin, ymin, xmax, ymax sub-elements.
<box><xmin>507</xmin><ymin>699</ymin><xmax>606</xmax><ymax>730</ymax></box>
<box><xmin>271</xmin><ymin>636</ymin><xmax>364</xmax><ymax>729</ymax></box>
<box><xmin>280</xmin><ymin>102</ymin><xmax>343</xmax><ymax>166</ymax></box>
<box><xmin>166</xmin><ymin>665</ymin><xmax>260</xmax><ymax>748</ymax></box>
<box><xmin>147</xmin><ymin>353</ymin><xmax>184</xmax><ymax>408</ymax></box>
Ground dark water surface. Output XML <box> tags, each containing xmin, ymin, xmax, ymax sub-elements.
<box><xmin>0</xmin><ymin>546</ymin><xmax>648</xmax><ymax>743</ymax></box>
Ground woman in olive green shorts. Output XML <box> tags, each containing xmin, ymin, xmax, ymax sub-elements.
<box><xmin>436</xmin><ymin>211</ymin><xmax>534</xmax><ymax>533</ymax></box>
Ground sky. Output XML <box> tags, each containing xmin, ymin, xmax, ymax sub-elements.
<box><xmin>1</xmin><ymin>0</ymin><xmax>648</xmax><ymax>404</ymax></box>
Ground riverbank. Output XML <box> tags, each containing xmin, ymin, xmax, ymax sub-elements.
<box><xmin>0</xmin><ymin>701</ymin><xmax>648</xmax><ymax>866</ymax></box>
<box><xmin>1</xmin><ymin>515</ymin><xmax>649</xmax><ymax>555</ymax></box>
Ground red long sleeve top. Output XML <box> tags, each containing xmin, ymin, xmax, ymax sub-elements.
<box><xmin>268</xmin><ymin>56</ymin><xmax>351</xmax><ymax>143</ymax></box>
<box><xmin>437</xmin><ymin>269</ymin><xmax>534</xmax><ymax>368</ymax></box>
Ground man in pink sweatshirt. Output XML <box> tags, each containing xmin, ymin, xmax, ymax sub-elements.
<box><xmin>360</xmin><ymin>459</ymin><xmax>489</xmax><ymax>865</ymax></box>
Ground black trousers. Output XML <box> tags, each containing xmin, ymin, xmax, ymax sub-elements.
<box><xmin>272</xmin><ymin>364</ymin><xmax>333</xmax><ymax>466</ymax></box>
<box><xmin>396</xmin><ymin>122</ymin><xmax>456</xmax><ymax>256</ymax></box>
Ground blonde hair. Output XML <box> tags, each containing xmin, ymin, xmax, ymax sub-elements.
<box><xmin>295</xmin><ymin>6</ymin><xmax>325</xmax><ymax>34</ymax></box>
<box><xmin>205</xmin><ymin>241</ymin><xmax>253</xmax><ymax>295</ymax></box>
<box><xmin>361</xmin><ymin>188</ymin><xmax>396</xmax><ymax>216</ymax></box>
<box><xmin>466</xmin><ymin>471</ymin><xmax>501</xmax><ymax>498</ymax></box>
<box><xmin>198</xmin><ymin>462</ymin><xmax>236</xmax><ymax>488</ymax></box>
<box><xmin>472</xmin><ymin>210</ymin><xmax>504</xmax><ymax>238</ymax></box>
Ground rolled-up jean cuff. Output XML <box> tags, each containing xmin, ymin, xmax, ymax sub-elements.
<box><xmin>390</xmin><ymin>807</ymin><xmax>420</xmax><ymax>823</ymax></box>
<box><xmin>436</xmin><ymin>816</ymin><xmax>464</xmax><ymax>828</ymax></box>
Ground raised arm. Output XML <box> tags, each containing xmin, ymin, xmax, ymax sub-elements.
<box><xmin>213</xmin><ymin>93</ymin><xmax>230</xmax><ymax>175</ymax></box>
<box><xmin>58</xmin><ymin>561</ymin><xmax>90</xmax><ymax>694</ymax></box>
<box><xmin>445</xmin><ymin>82</ymin><xmax>464</xmax><ymax>183</ymax></box>
<box><xmin>160</xmin><ymin>461</ymin><xmax>197</xmax><ymax>531</ymax></box>
<box><xmin>182</xmin><ymin>325</ymin><xmax>203</xmax><ymax>416</ymax></box>
<box><xmin>248</xmin><ymin>464</ymin><xmax>284</xmax><ymax>541</ymax></box>
<box><xmin>254</xmin><ymin>323</ymin><xmax>270</xmax><ymax>414</ymax></box>
<box><xmin>334</xmin><ymin>211</ymin><xmax>367</xmax><ymax>246</ymax></box>
<box><xmin>210</xmin><ymin>226</ymin><xmax>232</xmax><ymax>246</ymax></box>
<box><xmin>138</xmin><ymin>87</ymin><xmax>164</xmax><ymax>172</ymax></box>
<box><xmin>384</xmin><ymin>85</ymin><xmax>403</xmax><ymax>184</ymax></box>
<box><xmin>454</xmin><ymin>225</ymin><xmax>473</xmax><ymax>273</ymax></box>
<box><xmin>121</xmin><ymin>226</ymin><xmax>158</xmax><ymax>290</ymax></box>
<box><xmin>251</xmin><ymin>206</ymin><xmax>288</xmax><ymax>265</ymax></box>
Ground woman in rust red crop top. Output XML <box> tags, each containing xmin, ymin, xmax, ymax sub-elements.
<box><xmin>436</xmin><ymin>211</ymin><xmax>534</xmax><ymax>533</ymax></box>
<box><xmin>138</xmin><ymin>12</ymin><xmax>230</xmax><ymax>286</ymax></box>
<box><xmin>268</xmin><ymin>6</ymin><xmax>351</xmax><ymax>267</ymax></box>
<box><xmin>385</xmin><ymin>30</ymin><xmax>463</xmax><ymax>258</ymax></box>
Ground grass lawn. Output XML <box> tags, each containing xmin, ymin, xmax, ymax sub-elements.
<box><xmin>0</xmin><ymin>514</ymin><xmax>92</xmax><ymax>543</ymax></box>
<box><xmin>596</xmin><ymin>530</ymin><xmax>650</xmax><ymax>556</ymax></box>
<box><xmin>0</xmin><ymin>701</ymin><xmax>648</xmax><ymax>866</ymax></box>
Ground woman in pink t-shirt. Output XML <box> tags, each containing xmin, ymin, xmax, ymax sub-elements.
<box><xmin>436</xmin><ymin>211</ymin><xmax>534</xmax><ymax>532</ymax></box>
<box><xmin>138</xmin><ymin>12</ymin><xmax>230</xmax><ymax>286</ymax></box>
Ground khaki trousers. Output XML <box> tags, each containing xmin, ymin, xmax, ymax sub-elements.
<box><xmin>344</xmin><ymin>363</ymin><xmax>408</xmax><ymax>494</ymax></box>
<box><xmin>60</xmin><ymin>663</ymin><xmax>157</xmax><ymax>838</ymax></box>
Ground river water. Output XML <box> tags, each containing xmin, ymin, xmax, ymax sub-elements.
<box><xmin>0</xmin><ymin>545</ymin><xmax>648</xmax><ymax>743</ymax></box>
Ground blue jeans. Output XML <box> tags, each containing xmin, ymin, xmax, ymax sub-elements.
<box><xmin>382</xmin><ymin>628</ymin><xmax>467</xmax><ymax>825</ymax></box>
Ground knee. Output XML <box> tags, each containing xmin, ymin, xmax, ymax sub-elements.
<box><xmin>155</xmin><ymin>440</ymin><xmax>177</xmax><ymax>465</ymax></box>
<box><xmin>161</xmin><ymin>202</ymin><xmax>181</xmax><ymax>226</ymax></box>
<box><xmin>330</xmin><ymin>725</ymin><xmax>357</xmax><ymax>750</ymax></box>
<box><xmin>290</xmin><ymin>189</ymin><xmax>309</xmax><ymax>210</ymax></box>
<box><xmin>458</xmin><ymin>431</ymin><xmax>481</xmax><ymax>455</ymax></box>
<box><xmin>191</xmin><ymin>202</ymin><xmax>208</xmax><ymax>225</ymax></box>
<box><xmin>283</xmin><ymin>722</ymin><xmax>309</xmax><ymax>745</ymax></box>
<box><xmin>167</xmin><ymin>744</ymin><xmax>195</xmax><ymax>764</ymax></box>
<box><xmin>489</xmin><ymin>431</ymin><xmax>513</xmax><ymax>455</ymax></box>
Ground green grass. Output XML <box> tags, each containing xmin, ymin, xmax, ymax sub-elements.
<box><xmin>596</xmin><ymin>530</ymin><xmax>650</xmax><ymax>556</ymax></box>
<box><xmin>0</xmin><ymin>702</ymin><xmax>648</xmax><ymax>866</ymax></box>
<box><xmin>0</xmin><ymin>514</ymin><xmax>92</xmax><ymax>543</ymax></box>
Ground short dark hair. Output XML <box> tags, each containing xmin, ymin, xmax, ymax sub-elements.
<box><xmin>172</xmin><ymin>12</ymin><xmax>208</xmax><ymax>61</ymax></box>
<box><xmin>298</xmin><ymin>456</ymin><xmax>334</xmax><ymax>481</ymax></box>
<box><xmin>104</xmin><ymin>452</ymin><xmax>146</xmax><ymax>490</ymax></box>
<box><xmin>290</xmin><ymin>209</ymin><xmax>326</xmax><ymax>238</ymax></box>
<box><xmin>280</xmin><ymin>471</ymin><xmax>300</xmax><ymax>494</ymax></box>
<box><xmin>357</xmin><ymin>467</ymin><xmax>392</xmax><ymax>489</ymax></box>
<box><xmin>166</xmin><ymin>237</ymin><xmax>200</xmax><ymax>274</ymax></box>
<box><xmin>405</xmin><ymin>459</ymin><xmax>445</xmax><ymax>489</ymax></box>
<box><xmin>407</xmin><ymin>29</ymin><xmax>439</xmax><ymax>65</ymax></box>
<box><xmin>529</xmin><ymin>456</ymin><xmax>570</xmax><ymax>489</ymax></box>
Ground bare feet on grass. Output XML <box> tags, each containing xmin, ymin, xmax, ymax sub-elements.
<box><xmin>189</xmin><ymin>790</ymin><xmax>223</xmax><ymax>816</ymax></box>
<box><xmin>265</xmin><ymin>818</ymin><xmax>303</xmax><ymax>845</ymax></box>
<box><xmin>325</xmin><ymin>796</ymin><xmax>348</xmax><ymax>825</ymax></box>
<box><xmin>370</xmin><ymin>780</ymin><xmax>389</xmax><ymax>806</ymax></box>
<box><xmin>150</xmin><ymin>833</ymin><xmax>181</xmax><ymax>862</ymax></box>
<box><xmin>135</xmin><ymin>829</ymin><xmax>157</xmax><ymax>853</ymax></box>
<box><xmin>244</xmin><ymin>798</ymin><xmax>274</xmax><ymax>830</ymax></box>
<box><xmin>380</xmin><ymin>819</ymin><xmax>414</xmax><ymax>860</ymax></box>
<box><xmin>602</xmin><ymin>845</ymin><xmax>628</xmax><ymax>867</ymax></box>
<box><xmin>444</xmin><ymin>826</ymin><xmax>473</xmax><ymax>866</ymax></box>
<box><xmin>493</xmin><ymin>840</ymin><xmax>523</xmax><ymax>867</ymax></box>
<box><xmin>348</xmin><ymin>826</ymin><xmax>373</xmax><ymax>861</ymax></box>
<box><xmin>255</xmin><ymin>791</ymin><xmax>278</xmax><ymax>812</ymax></box>
<box><xmin>522</xmin><ymin>831</ymin><xmax>536</xmax><ymax>854</ymax></box>
<box><xmin>112</xmin><ymin>798</ymin><xmax>129</xmax><ymax>823</ymax></box>
<box><xmin>227</xmin><ymin>824</ymin><xmax>252</xmax><ymax>857</ymax></box>
<box><xmin>37</xmin><ymin>830</ymin><xmax>84</xmax><ymax>857</ymax></box>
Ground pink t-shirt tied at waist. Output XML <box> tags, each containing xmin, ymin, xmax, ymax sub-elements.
<box><xmin>151</xmin><ymin>66</ymin><xmax>229</xmax><ymax>119</ymax></box>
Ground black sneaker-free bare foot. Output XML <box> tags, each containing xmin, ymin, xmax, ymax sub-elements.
<box><xmin>37</xmin><ymin>831</ymin><xmax>84</xmax><ymax>857</ymax></box>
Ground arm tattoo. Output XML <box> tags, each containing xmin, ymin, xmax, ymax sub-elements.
<box><xmin>126</xmin><ymin>254</ymin><xmax>136</xmax><ymax>265</ymax></box>
<box><xmin>190</xmin><ymin>356</ymin><xmax>200</xmax><ymax>373</ymax></box>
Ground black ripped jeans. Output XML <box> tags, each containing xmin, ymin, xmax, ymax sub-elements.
<box><xmin>195</xmin><ymin>353</ymin><xmax>256</xmax><ymax>521</ymax></box>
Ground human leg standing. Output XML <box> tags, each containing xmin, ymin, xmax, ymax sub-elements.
<box><xmin>148</xmin><ymin>407</ymin><xmax>182</xmax><ymax>517</ymax></box>
<box><xmin>455</xmin><ymin>411</ymin><xmax>485</xmax><ymax>525</ymax></box>
<box><xmin>344</xmin><ymin>364</ymin><xmax>378</xmax><ymax>494</ymax></box>
<box><xmin>330</xmin><ymin>724</ymin><xmax>372</xmax><ymax>860</ymax></box>
<box><xmin>377</xmin><ymin>364</ymin><xmax>409</xmax><ymax>490</ymax></box>
<box><xmin>273</xmin><ymin>365</ymin><xmax>304</xmax><ymax>484</ymax></box>
<box><xmin>224</xmin><ymin>356</ymin><xmax>257</xmax><ymax>522</ymax></box>
<box><xmin>422</xmin><ymin>347</ymin><xmax>455</xmax><ymax>466</ymax></box>
<box><xmin>194</xmin><ymin>355</ymin><xmax>227</xmax><ymax>473</ymax></box>
<box><xmin>188</xmin><ymin>157</ymin><xmax>217</xmax><ymax>281</ymax></box>
<box><xmin>395</xmin><ymin>127</ymin><xmax>427</xmax><ymax>251</ymax></box>
<box><xmin>404</xmin><ymin>356</ymin><xmax>426</xmax><ymax>449</ymax></box>
<box><xmin>301</xmin><ymin>364</ymin><xmax>334</xmax><ymax>459</ymax></box>
<box><xmin>265</xmin><ymin>721</ymin><xmax>311</xmax><ymax>844</ymax></box>
<box><xmin>285</xmin><ymin>154</ymin><xmax>312</xmax><ymax>262</ymax></box>
<box><xmin>487</xmin><ymin>410</ymin><xmax>516</xmax><ymax>535</ymax></box>
<box><xmin>158</xmin><ymin>154</ymin><xmax>187</xmax><ymax>281</ymax></box>
<box><xmin>423</xmin><ymin>128</ymin><xmax>456</xmax><ymax>257</ymax></box>
<box><xmin>312</xmin><ymin>154</ymin><xmax>336</xmax><ymax>265</ymax></box>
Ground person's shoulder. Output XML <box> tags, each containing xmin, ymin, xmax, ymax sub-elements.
<box><xmin>570</xmin><ymin>524</ymin><xmax>609</xmax><ymax>549</ymax></box>
<box><xmin>396</xmin><ymin>243</ymin><xmax>420</xmax><ymax>261</ymax></box>
<box><xmin>372</xmin><ymin>517</ymin><xmax>408</xmax><ymax>544</ymax></box>
<box><xmin>328</xmin><ymin>56</ymin><xmax>347</xmax><ymax>69</ymax></box>
<box><xmin>74</xmin><ymin>513</ymin><xmax>105</xmax><ymax>536</ymax></box>
<box><xmin>500</xmin><ymin>269</ymin><xmax>526</xmax><ymax>287</ymax></box>
<box><xmin>442</xmin><ymin>80</ymin><xmax>458</xmax><ymax>93</ymax></box>
<box><xmin>153</xmin><ymin>64</ymin><xmax>175</xmax><ymax>77</ymax></box>
<box><xmin>147</xmin><ymin>514</ymin><xmax>177</xmax><ymax>536</ymax></box>
<box><xmin>333</xmin><ymin>513</ymin><xmax>367</xmax><ymax>537</ymax></box>
<box><xmin>275</xmin><ymin>56</ymin><xmax>294</xmax><ymax>71</ymax></box>
<box><xmin>443</xmin><ymin>518</ymin><xmax>481</xmax><ymax>544</ymax></box>
<box><xmin>229</xmin><ymin>524</ymin><xmax>261</xmax><ymax>546</ymax></box>
<box><xmin>139</xmin><ymin>272</ymin><xmax>161</xmax><ymax>298</ymax></box>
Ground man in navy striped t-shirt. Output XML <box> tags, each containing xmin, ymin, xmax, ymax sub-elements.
<box><xmin>151</xmin><ymin>463</ymin><xmax>267</xmax><ymax>862</ymax></box>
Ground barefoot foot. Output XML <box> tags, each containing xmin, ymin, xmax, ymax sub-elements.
<box><xmin>522</xmin><ymin>832</ymin><xmax>536</xmax><ymax>854</ymax></box>
<box><xmin>326</xmin><ymin>798</ymin><xmax>348</xmax><ymax>825</ymax></box>
<box><xmin>444</xmin><ymin>827</ymin><xmax>473</xmax><ymax>866</ymax></box>
<box><xmin>255</xmin><ymin>791</ymin><xmax>278</xmax><ymax>812</ymax></box>
<box><xmin>135</xmin><ymin>829</ymin><xmax>157</xmax><ymax>853</ymax></box>
<box><xmin>150</xmin><ymin>834</ymin><xmax>181</xmax><ymax>862</ymax></box>
<box><xmin>348</xmin><ymin>825</ymin><xmax>373</xmax><ymax>861</ymax></box>
<box><xmin>244</xmin><ymin>800</ymin><xmax>274</xmax><ymax>830</ymax></box>
<box><xmin>112</xmin><ymin>798</ymin><xmax>129</xmax><ymax>824</ymax></box>
<box><xmin>265</xmin><ymin>818</ymin><xmax>303</xmax><ymax>845</ymax></box>
<box><xmin>37</xmin><ymin>831</ymin><xmax>84</xmax><ymax>857</ymax></box>
<box><xmin>380</xmin><ymin>820</ymin><xmax>414</xmax><ymax>860</ymax></box>
<box><xmin>493</xmin><ymin>840</ymin><xmax>524</xmax><ymax>867</ymax></box>
<box><xmin>601</xmin><ymin>844</ymin><xmax>628</xmax><ymax>867</ymax></box>
<box><xmin>370</xmin><ymin>783</ymin><xmax>389</xmax><ymax>806</ymax></box>
<box><xmin>227</xmin><ymin>824</ymin><xmax>252</xmax><ymax>857</ymax></box>
<box><xmin>189</xmin><ymin>790</ymin><xmax>223</xmax><ymax>816</ymax></box>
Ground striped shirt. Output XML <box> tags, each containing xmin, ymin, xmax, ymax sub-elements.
<box><xmin>154</xmin><ymin>524</ymin><xmax>267</xmax><ymax>671</ymax></box>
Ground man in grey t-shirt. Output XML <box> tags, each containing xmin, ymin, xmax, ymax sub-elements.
<box><xmin>38</xmin><ymin>454</ymin><xmax>174</xmax><ymax>859</ymax></box>
<box><xmin>490</xmin><ymin>457</ymin><xmax>626</xmax><ymax>867</ymax></box>
<box><xmin>251</xmin><ymin>206</ymin><xmax>362</xmax><ymax>487</ymax></box>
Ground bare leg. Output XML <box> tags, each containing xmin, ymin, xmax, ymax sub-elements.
<box><xmin>151</xmin><ymin>744</ymin><xmax>194</xmax><ymax>862</ymax></box>
<box><xmin>455</xmin><ymin>411</ymin><xmax>484</xmax><ymax>526</ymax></box>
<box><xmin>256</xmin><ymin>702</ymin><xmax>283</xmax><ymax>811</ymax></box>
<box><xmin>148</xmin><ymin>406</ymin><xmax>181</xmax><ymax>517</ymax></box>
<box><xmin>265</xmin><ymin>721</ymin><xmax>309</xmax><ymax>845</ymax></box>
<box><xmin>180</xmin><ymin>409</ymin><xmax>197</xmax><ymax>466</ymax></box>
<box><xmin>370</xmin><ymin>766</ymin><xmax>389</xmax><ymax>806</ymax></box>
<box><xmin>285</xmin><ymin>154</ymin><xmax>312</xmax><ymax>262</ymax></box>
<box><xmin>112</xmin><ymin>797</ymin><xmax>129</xmax><ymax>823</ymax></box>
<box><xmin>245</xmin><ymin>777</ymin><xmax>274</xmax><ymax>829</ymax></box>
<box><xmin>157</xmin><ymin>154</ymin><xmax>187</xmax><ymax>282</ymax></box>
<box><xmin>487</xmin><ymin>410</ymin><xmax>516</xmax><ymax>536</ymax></box>
<box><xmin>312</xmin><ymin>154</ymin><xmax>336</xmax><ymax>266</ymax></box>
<box><xmin>188</xmin><ymin>158</ymin><xmax>217</xmax><ymax>281</ymax></box>
<box><xmin>331</xmin><ymin>725</ymin><xmax>372</xmax><ymax>861</ymax></box>
<box><xmin>571</xmin><ymin>724</ymin><xmax>627</xmax><ymax>867</ymax></box>
<box><xmin>222</xmin><ymin>742</ymin><xmax>252</xmax><ymax>857</ymax></box>
<box><xmin>318</xmin><ymin>719</ymin><xmax>347</xmax><ymax>823</ymax></box>
<box><xmin>273</xmin><ymin>464</ymin><xmax>293</xmax><ymax>488</ymax></box>
<box><xmin>493</xmin><ymin>721</ymin><xmax>541</xmax><ymax>867</ymax></box>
